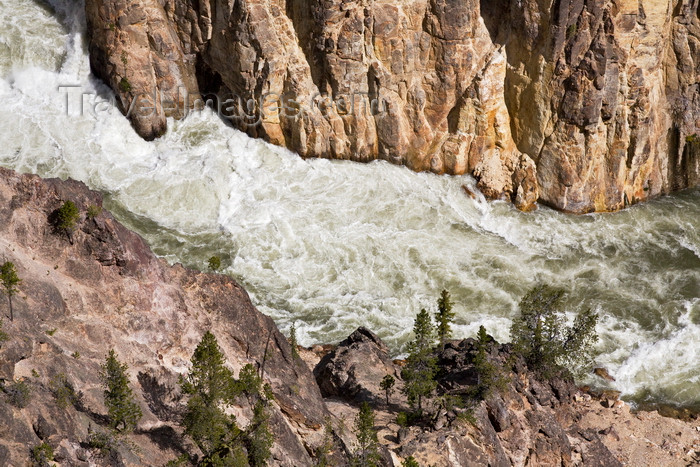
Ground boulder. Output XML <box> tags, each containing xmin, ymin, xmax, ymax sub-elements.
<box><xmin>314</xmin><ymin>327</ymin><xmax>398</xmax><ymax>403</ymax></box>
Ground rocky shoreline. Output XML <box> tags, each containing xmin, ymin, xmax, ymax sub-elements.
<box><xmin>0</xmin><ymin>168</ymin><xmax>699</xmax><ymax>466</ymax></box>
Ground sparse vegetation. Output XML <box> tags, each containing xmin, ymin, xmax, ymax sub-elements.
<box><xmin>435</xmin><ymin>289</ymin><xmax>455</xmax><ymax>350</ymax></box>
<box><xmin>0</xmin><ymin>319</ymin><xmax>8</xmax><ymax>346</ymax></box>
<box><xmin>164</xmin><ymin>454</ymin><xmax>191</xmax><ymax>467</ymax></box>
<box><xmin>85</xmin><ymin>426</ymin><xmax>120</xmax><ymax>460</ymax></box>
<box><xmin>314</xmin><ymin>419</ymin><xmax>336</xmax><ymax>467</ymax></box>
<box><xmin>71</xmin><ymin>351</ymin><xmax>81</xmax><ymax>359</ymax></box>
<box><xmin>510</xmin><ymin>284</ymin><xmax>599</xmax><ymax>378</ymax></box>
<box><xmin>1</xmin><ymin>261</ymin><xmax>21</xmax><ymax>322</ymax></box>
<box><xmin>351</xmin><ymin>402</ymin><xmax>380</xmax><ymax>467</ymax></box>
<box><xmin>208</xmin><ymin>255</ymin><xmax>221</xmax><ymax>271</ymax></box>
<box><xmin>54</xmin><ymin>200</ymin><xmax>80</xmax><ymax>237</ymax></box>
<box><xmin>50</xmin><ymin>373</ymin><xmax>83</xmax><ymax>409</ymax></box>
<box><xmin>45</xmin><ymin>328</ymin><xmax>57</xmax><ymax>336</ymax></box>
<box><xmin>100</xmin><ymin>350</ymin><xmax>142</xmax><ymax>432</ymax></box>
<box><xmin>87</xmin><ymin>205</ymin><xmax>102</xmax><ymax>219</ymax></box>
<box><xmin>380</xmin><ymin>374</ymin><xmax>395</xmax><ymax>406</ymax></box>
<box><xmin>455</xmin><ymin>408</ymin><xmax>478</xmax><ymax>426</ymax></box>
<box><xmin>30</xmin><ymin>442</ymin><xmax>54</xmax><ymax>467</ymax></box>
<box><xmin>566</xmin><ymin>23</ymin><xmax>577</xmax><ymax>39</ymax></box>
<box><xmin>401</xmin><ymin>309</ymin><xmax>437</xmax><ymax>414</ymax></box>
<box><xmin>396</xmin><ymin>411</ymin><xmax>409</xmax><ymax>427</ymax></box>
<box><xmin>3</xmin><ymin>378</ymin><xmax>31</xmax><ymax>408</ymax></box>
<box><xmin>686</xmin><ymin>134</ymin><xmax>699</xmax><ymax>144</ymax></box>
<box><xmin>288</xmin><ymin>321</ymin><xmax>300</xmax><ymax>360</ymax></box>
<box><xmin>119</xmin><ymin>77</ymin><xmax>132</xmax><ymax>93</ymax></box>
<box><xmin>402</xmin><ymin>456</ymin><xmax>420</xmax><ymax>467</ymax></box>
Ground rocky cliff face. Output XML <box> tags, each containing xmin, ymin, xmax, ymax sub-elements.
<box><xmin>0</xmin><ymin>167</ymin><xmax>336</xmax><ymax>466</ymax></box>
<box><xmin>84</xmin><ymin>0</ymin><xmax>699</xmax><ymax>212</ymax></box>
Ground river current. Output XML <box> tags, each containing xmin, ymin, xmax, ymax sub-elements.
<box><xmin>1</xmin><ymin>0</ymin><xmax>698</xmax><ymax>409</ymax></box>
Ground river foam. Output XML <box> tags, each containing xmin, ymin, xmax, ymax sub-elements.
<box><xmin>1</xmin><ymin>0</ymin><xmax>698</xmax><ymax>409</ymax></box>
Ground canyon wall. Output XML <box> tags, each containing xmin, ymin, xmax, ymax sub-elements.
<box><xmin>85</xmin><ymin>0</ymin><xmax>700</xmax><ymax>212</ymax></box>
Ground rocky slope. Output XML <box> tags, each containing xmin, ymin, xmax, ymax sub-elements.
<box><xmin>0</xmin><ymin>167</ymin><xmax>337</xmax><ymax>466</ymax></box>
<box><xmin>1</xmin><ymin>168</ymin><xmax>699</xmax><ymax>466</ymax></box>
<box><xmin>84</xmin><ymin>0</ymin><xmax>700</xmax><ymax>212</ymax></box>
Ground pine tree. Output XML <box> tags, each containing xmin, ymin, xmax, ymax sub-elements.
<box><xmin>246</xmin><ymin>400</ymin><xmax>274</xmax><ymax>466</ymax></box>
<box><xmin>288</xmin><ymin>322</ymin><xmax>300</xmax><ymax>360</ymax></box>
<box><xmin>180</xmin><ymin>331</ymin><xmax>242</xmax><ymax>460</ymax></box>
<box><xmin>472</xmin><ymin>326</ymin><xmax>506</xmax><ymax>399</ymax></box>
<box><xmin>351</xmin><ymin>402</ymin><xmax>380</xmax><ymax>467</ymax></box>
<box><xmin>510</xmin><ymin>285</ymin><xmax>598</xmax><ymax>377</ymax></box>
<box><xmin>100</xmin><ymin>350</ymin><xmax>142</xmax><ymax>432</ymax></box>
<box><xmin>401</xmin><ymin>309</ymin><xmax>437</xmax><ymax>414</ymax></box>
<box><xmin>54</xmin><ymin>201</ymin><xmax>80</xmax><ymax>243</ymax></box>
<box><xmin>0</xmin><ymin>261</ymin><xmax>21</xmax><ymax>322</ymax></box>
<box><xmin>380</xmin><ymin>374</ymin><xmax>395</xmax><ymax>406</ymax></box>
<box><xmin>435</xmin><ymin>289</ymin><xmax>455</xmax><ymax>350</ymax></box>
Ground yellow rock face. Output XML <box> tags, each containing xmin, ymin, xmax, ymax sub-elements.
<box><xmin>86</xmin><ymin>0</ymin><xmax>699</xmax><ymax>212</ymax></box>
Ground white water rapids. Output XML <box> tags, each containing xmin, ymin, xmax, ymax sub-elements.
<box><xmin>1</xmin><ymin>0</ymin><xmax>699</xmax><ymax>409</ymax></box>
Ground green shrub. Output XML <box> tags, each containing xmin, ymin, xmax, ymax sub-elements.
<box><xmin>455</xmin><ymin>408</ymin><xmax>478</xmax><ymax>426</ymax></box>
<box><xmin>55</xmin><ymin>200</ymin><xmax>80</xmax><ymax>233</ymax></box>
<box><xmin>163</xmin><ymin>454</ymin><xmax>190</xmax><ymax>467</ymax></box>
<box><xmin>510</xmin><ymin>284</ymin><xmax>599</xmax><ymax>377</ymax></box>
<box><xmin>30</xmin><ymin>442</ymin><xmax>54</xmax><ymax>467</ymax></box>
<box><xmin>85</xmin><ymin>427</ymin><xmax>118</xmax><ymax>459</ymax></box>
<box><xmin>686</xmin><ymin>134</ymin><xmax>699</xmax><ymax>144</ymax></box>
<box><xmin>45</xmin><ymin>328</ymin><xmax>57</xmax><ymax>336</ymax></box>
<box><xmin>100</xmin><ymin>350</ymin><xmax>142</xmax><ymax>432</ymax></box>
<box><xmin>396</xmin><ymin>411</ymin><xmax>409</xmax><ymax>427</ymax></box>
<box><xmin>437</xmin><ymin>394</ymin><xmax>465</xmax><ymax>413</ymax></box>
<box><xmin>208</xmin><ymin>255</ymin><xmax>221</xmax><ymax>271</ymax></box>
<box><xmin>50</xmin><ymin>373</ymin><xmax>83</xmax><ymax>409</ymax></box>
<box><xmin>402</xmin><ymin>456</ymin><xmax>420</xmax><ymax>467</ymax></box>
<box><xmin>4</xmin><ymin>378</ymin><xmax>31</xmax><ymax>408</ymax></box>
<box><xmin>0</xmin><ymin>319</ymin><xmax>8</xmax><ymax>345</ymax></box>
<box><xmin>566</xmin><ymin>23</ymin><xmax>577</xmax><ymax>38</ymax></box>
<box><xmin>118</xmin><ymin>77</ymin><xmax>131</xmax><ymax>93</ymax></box>
<box><xmin>87</xmin><ymin>205</ymin><xmax>102</xmax><ymax>219</ymax></box>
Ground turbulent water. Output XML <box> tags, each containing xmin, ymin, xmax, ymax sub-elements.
<box><xmin>1</xmin><ymin>0</ymin><xmax>699</xmax><ymax>409</ymax></box>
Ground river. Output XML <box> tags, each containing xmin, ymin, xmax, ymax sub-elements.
<box><xmin>1</xmin><ymin>0</ymin><xmax>698</xmax><ymax>410</ymax></box>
